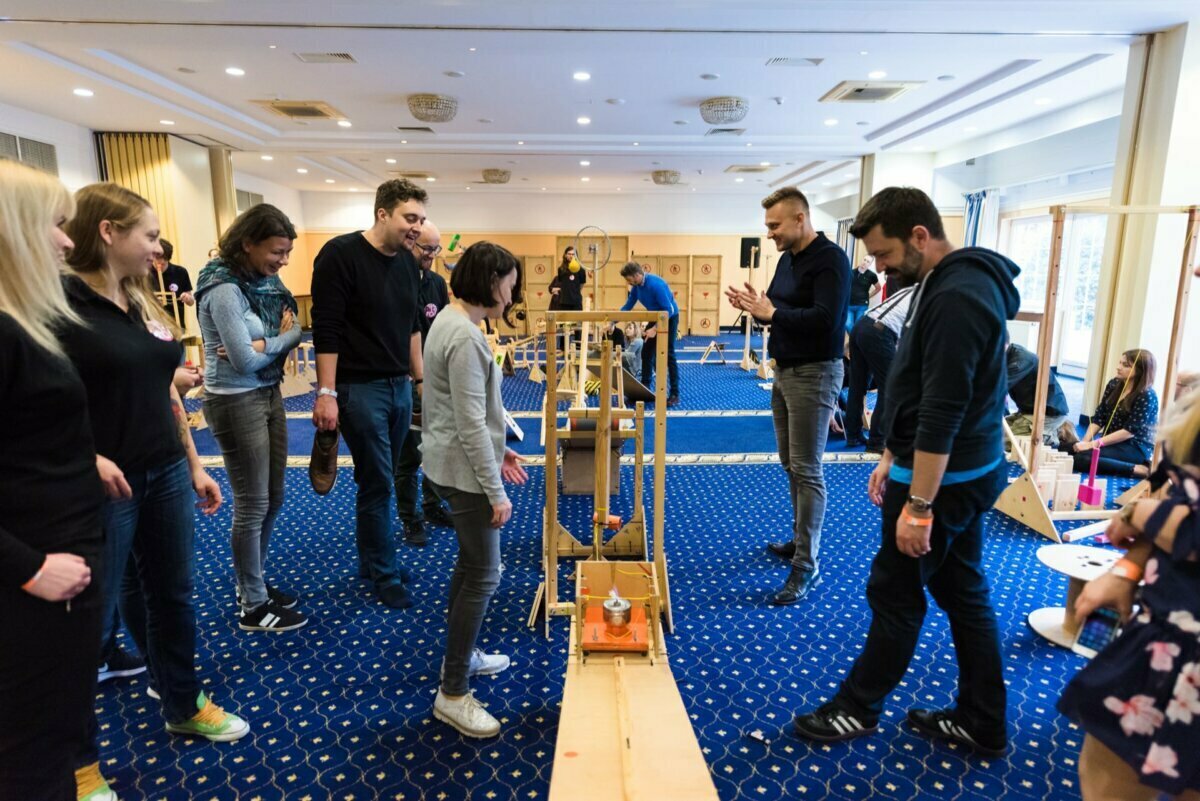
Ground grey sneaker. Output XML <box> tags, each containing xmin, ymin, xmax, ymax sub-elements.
<box><xmin>440</xmin><ymin>648</ymin><xmax>512</xmax><ymax>680</ymax></box>
<box><xmin>433</xmin><ymin>690</ymin><xmax>501</xmax><ymax>738</ymax></box>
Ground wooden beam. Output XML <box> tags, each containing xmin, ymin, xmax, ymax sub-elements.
<box><xmin>1056</xmin><ymin>204</ymin><xmax>1200</xmax><ymax>215</ymax></box>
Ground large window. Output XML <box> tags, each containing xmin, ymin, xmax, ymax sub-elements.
<box><xmin>1001</xmin><ymin>212</ymin><xmax>1108</xmax><ymax>373</ymax></box>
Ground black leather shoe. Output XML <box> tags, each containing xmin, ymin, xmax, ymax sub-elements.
<box><xmin>404</xmin><ymin>520</ymin><xmax>428</xmax><ymax>547</ymax></box>
<box><xmin>906</xmin><ymin>709</ymin><xmax>1007</xmax><ymax>757</ymax></box>
<box><xmin>377</xmin><ymin>583</ymin><xmax>413</xmax><ymax>610</ymax></box>
<box><xmin>766</xmin><ymin>540</ymin><xmax>796</xmax><ymax>560</ymax></box>
<box><xmin>771</xmin><ymin>567</ymin><xmax>820</xmax><ymax>606</ymax></box>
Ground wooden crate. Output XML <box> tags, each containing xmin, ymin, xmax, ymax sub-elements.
<box><xmin>690</xmin><ymin>311</ymin><xmax>718</xmax><ymax>337</ymax></box>
<box><xmin>690</xmin><ymin>284</ymin><xmax>719</xmax><ymax>311</ymax></box>
<box><xmin>658</xmin><ymin>256</ymin><xmax>688</xmax><ymax>283</ymax></box>
<box><xmin>525</xmin><ymin>255</ymin><xmax>555</xmax><ymax>287</ymax></box>
<box><xmin>692</xmin><ymin>255</ymin><xmax>721</xmax><ymax>286</ymax></box>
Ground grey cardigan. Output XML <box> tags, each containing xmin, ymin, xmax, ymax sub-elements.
<box><xmin>198</xmin><ymin>282</ymin><xmax>301</xmax><ymax>393</ymax></box>
<box><xmin>421</xmin><ymin>306</ymin><xmax>507</xmax><ymax>505</ymax></box>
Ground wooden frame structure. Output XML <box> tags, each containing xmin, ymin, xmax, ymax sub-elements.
<box><xmin>996</xmin><ymin>203</ymin><xmax>1199</xmax><ymax>540</ymax></box>
<box><xmin>529</xmin><ymin>309</ymin><xmax>674</xmax><ymax>636</ymax></box>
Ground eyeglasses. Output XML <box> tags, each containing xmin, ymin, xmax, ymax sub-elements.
<box><xmin>416</xmin><ymin>244</ymin><xmax>443</xmax><ymax>257</ymax></box>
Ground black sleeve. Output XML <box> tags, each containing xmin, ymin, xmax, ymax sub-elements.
<box><xmin>177</xmin><ymin>266</ymin><xmax>193</xmax><ymax>293</ymax></box>
<box><xmin>0</xmin><ymin>334</ymin><xmax>46</xmax><ymax>586</ymax></box>
<box><xmin>867</xmin><ymin>271</ymin><xmax>878</xmax><ymax>286</ymax></box>
<box><xmin>311</xmin><ymin>240</ymin><xmax>350</xmax><ymax>354</ymax></box>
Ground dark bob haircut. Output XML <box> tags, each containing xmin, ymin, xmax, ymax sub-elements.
<box><xmin>849</xmin><ymin>186</ymin><xmax>945</xmax><ymax>242</ymax></box>
<box><xmin>217</xmin><ymin>203</ymin><xmax>297</xmax><ymax>275</ymax></box>
<box><xmin>449</xmin><ymin>241</ymin><xmax>523</xmax><ymax>323</ymax></box>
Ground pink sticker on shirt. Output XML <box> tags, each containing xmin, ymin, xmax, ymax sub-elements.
<box><xmin>146</xmin><ymin>320</ymin><xmax>175</xmax><ymax>341</ymax></box>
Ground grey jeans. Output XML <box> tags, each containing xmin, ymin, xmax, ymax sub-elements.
<box><xmin>770</xmin><ymin>360</ymin><xmax>843</xmax><ymax>572</ymax></box>
<box><xmin>204</xmin><ymin>386</ymin><xmax>288</xmax><ymax>611</ymax></box>
<box><xmin>433</xmin><ymin>482</ymin><xmax>501</xmax><ymax>696</ymax></box>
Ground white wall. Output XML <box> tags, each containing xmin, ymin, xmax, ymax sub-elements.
<box><xmin>168</xmin><ymin>136</ymin><xmax>219</xmax><ymax>273</ymax></box>
<box><xmin>0</xmin><ymin>99</ymin><xmax>97</xmax><ymax>190</ymax></box>
<box><xmin>232</xmin><ymin>171</ymin><xmax>307</xmax><ymax>229</ymax></box>
<box><xmin>300</xmin><ymin>189</ymin><xmax>772</xmax><ymax>234</ymax></box>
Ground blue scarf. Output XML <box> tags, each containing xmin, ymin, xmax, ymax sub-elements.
<box><xmin>195</xmin><ymin>257</ymin><xmax>298</xmax><ymax>384</ymax></box>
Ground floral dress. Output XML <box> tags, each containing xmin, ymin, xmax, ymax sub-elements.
<box><xmin>1058</xmin><ymin>452</ymin><xmax>1200</xmax><ymax>795</ymax></box>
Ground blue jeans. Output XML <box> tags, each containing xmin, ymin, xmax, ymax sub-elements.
<box><xmin>835</xmin><ymin>462</ymin><xmax>1008</xmax><ymax>740</ymax></box>
<box><xmin>337</xmin><ymin>377</ymin><xmax>413</xmax><ymax>592</ymax></box>
<box><xmin>80</xmin><ymin>457</ymin><xmax>200</xmax><ymax>765</ymax></box>
<box><xmin>771</xmin><ymin>360</ymin><xmax>843</xmax><ymax>572</ymax></box>
<box><xmin>846</xmin><ymin>304</ymin><xmax>868</xmax><ymax>335</ymax></box>
<box><xmin>640</xmin><ymin>314</ymin><xmax>679</xmax><ymax>398</ymax></box>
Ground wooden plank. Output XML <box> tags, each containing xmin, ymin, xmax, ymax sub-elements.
<box><xmin>1058</xmin><ymin>204</ymin><xmax>1199</xmax><ymax>215</ymax></box>
<box><xmin>549</xmin><ymin>656</ymin><xmax>718</xmax><ymax>801</ymax></box>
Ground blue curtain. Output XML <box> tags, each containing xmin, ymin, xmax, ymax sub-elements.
<box><xmin>836</xmin><ymin>217</ymin><xmax>854</xmax><ymax>258</ymax></box>
<box><xmin>963</xmin><ymin>190</ymin><xmax>986</xmax><ymax>247</ymax></box>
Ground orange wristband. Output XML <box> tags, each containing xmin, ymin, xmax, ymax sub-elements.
<box><xmin>1110</xmin><ymin>558</ymin><xmax>1143</xmax><ymax>582</ymax></box>
<box><xmin>21</xmin><ymin>559</ymin><xmax>46</xmax><ymax>591</ymax></box>
<box><xmin>903</xmin><ymin>513</ymin><xmax>934</xmax><ymax>527</ymax></box>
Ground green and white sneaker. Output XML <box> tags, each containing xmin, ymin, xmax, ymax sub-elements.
<box><xmin>164</xmin><ymin>691</ymin><xmax>250</xmax><ymax>742</ymax></box>
<box><xmin>75</xmin><ymin>762</ymin><xmax>118</xmax><ymax>801</ymax></box>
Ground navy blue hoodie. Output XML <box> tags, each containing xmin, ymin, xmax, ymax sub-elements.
<box><xmin>881</xmin><ymin>247</ymin><xmax>1021</xmax><ymax>474</ymax></box>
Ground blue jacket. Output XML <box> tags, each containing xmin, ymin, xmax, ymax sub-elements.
<box><xmin>883</xmin><ymin>247</ymin><xmax>1021</xmax><ymax>473</ymax></box>
<box><xmin>621</xmin><ymin>273</ymin><xmax>678</xmax><ymax>323</ymax></box>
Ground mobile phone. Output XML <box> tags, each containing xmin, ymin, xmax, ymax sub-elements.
<box><xmin>1072</xmin><ymin>607</ymin><xmax>1122</xmax><ymax>658</ymax></box>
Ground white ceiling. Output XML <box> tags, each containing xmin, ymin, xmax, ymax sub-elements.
<box><xmin>0</xmin><ymin>2</ymin><xmax>1190</xmax><ymax>195</ymax></box>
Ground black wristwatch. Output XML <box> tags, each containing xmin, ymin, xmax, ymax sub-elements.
<box><xmin>907</xmin><ymin>494</ymin><xmax>934</xmax><ymax>514</ymax></box>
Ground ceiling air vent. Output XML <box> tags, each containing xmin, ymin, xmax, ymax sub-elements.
<box><xmin>0</xmin><ymin>134</ymin><xmax>58</xmax><ymax>175</ymax></box>
<box><xmin>396</xmin><ymin>126</ymin><xmax>436</xmax><ymax>134</ymax></box>
<box><xmin>704</xmin><ymin>127</ymin><xmax>746</xmax><ymax>137</ymax></box>
<box><xmin>765</xmin><ymin>57</ymin><xmax>824</xmax><ymax>67</ymax></box>
<box><xmin>294</xmin><ymin>52</ymin><xmax>357</xmax><ymax>64</ymax></box>
<box><xmin>252</xmin><ymin>100</ymin><xmax>345</xmax><ymax>120</ymax></box>
<box><xmin>820</xmin><ymin>81</ymin><xmax>922</xmax><ymax>103</ymax></box>
<box><xmin>724</xmin><ymin>164</ymin><xmax>770</xmax><ymax>174</ymax></box>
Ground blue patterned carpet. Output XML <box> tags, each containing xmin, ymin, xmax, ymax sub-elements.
<box><xmin>97</xmin><ymin>455</ymin><xmax>1114</xmax><ymax>801</ymax></box>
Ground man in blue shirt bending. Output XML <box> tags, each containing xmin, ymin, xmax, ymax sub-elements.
<box><xmin>620</xmin><ymin>262</ymin><xmax>680</xmax><ymax>406</ymax></box>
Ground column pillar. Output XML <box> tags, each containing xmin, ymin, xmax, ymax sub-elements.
<box><xmin>209</xmin><ymin>147</ymin><xmax>238</xmax><ymax>235</ymax></box>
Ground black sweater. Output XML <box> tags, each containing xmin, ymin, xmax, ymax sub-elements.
<box><xmin>882</xmin><ymin>247</ymin><xmax>1021</xmax><ymax>472</ymax></box>
<box><xmin>311</xmin><ymin>232</ymin><xmax>422</xmax><ymax>382</ymax></box>
<box><xmin>416</xmin><ymin>267</ymin><xmax>450</xmax><ymax>346</ymax></box>
<box><xmin>764</xmin><ymin>233</ymin><xmax>850</xmax><ymax>366</ymax></box>
<box><xmin>0</xmin><ymin>314</ymin><xmax>104</xmax><ymax>587</ymax></box>
<box><xmin>549</xmin><ymin>265</ymin><xmax>586</xmax><ymax>310</ymax></box>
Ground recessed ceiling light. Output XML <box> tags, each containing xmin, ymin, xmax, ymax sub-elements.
<box><xmin>297</xmin><ymin>168</ymin><xmax>308</xmax><ymax>174</ymax></box>
<box><xmin>824</xmin><ymin>118</ymin><xmax>839</xmax><ymax>126</ymax></box>
<box><xmin>700</xmin><ymin>73</ymin><xmax>719</xmax><ymax>80</ymax></box>
<box><xmin>325</xmin><ymin>179</ymin><xmax>335</xmax><ymax>183</ymax></box>
<box><xmin>581</xmin><ymin>176</ymin><xmax>590</xmax><ymax>182</ymax></box>
<box><xmin>261</xmin><ymin>155</ymin><xmax>273</xmax><ymax>161</ymax></box>
<box><xmin>337</xmin><ymin>120</ymin><xmax>352</xmax><ymax>128</ymax></box>
<box><xmin>1035</xmin><ymin>97</ymin><xmax>1053</xmax><ymax>106</ymax></box>
<box><xmin>466</xmin><ymin>186</ymin><xmax>471</xmax><ymax>190</ymax></box>
<box><xmin>616</xmin><ymin>188</ymin><xmax>621</xmax><ymax>191</ymax></box>
<box><xmin>401</xmin><ymin>140</ymin><xmax>408</xmax><ymax>144</ymax></box>
<box><xmin>735</xmin><ymin>178</ymin><xmax>744</xmax><ymax>183</ymax></box>
<box><xmin>579</xmin><ymin>160</ymin><xmax>590</xmax><ymax>166</ymax></box>
<box><xmin>468</xmin><ymin>47</ymin><xmax>477</xmax><ymax>52</ymax></box>
<box><xmin>268</xmin><ymin>45</ymin><xmax>277</xmax><ymax>49</ymax></box>
<box><xmin>760</xmin><ymin>161</ymin><xmax>771</xmax><ymax>167</ymax></box>
<box><xmin>349</xmin><ymin>188</ymin><xmax>358</xmax><ymax>192</ymax></box>
<box><xmin>541</xmin><ymin>187</ymin><xmax>546</xmax><ymax>191</ymax></box>
<box><xmin>573</xmin><ymin>71</ymin><xmax>591</xmax><ymax>81</ymax></box>
<box><xmin>822</xmin><ymin>181</ymin><xmax>832</xmax><ymax>186</ymax></box>
<box><xmin>386</xmin><ymin>158</ymin><xmax>396</xmax><ymax>164</ymax></box>
<box><xmin>964</xmin><ymin>125</ymin><xmax>978</xmax><ymax>133</ymax></box>
<box><xmin>426</xmin><ymin>177</ymin><xmax>436</xmax><ymax>182</ymax></box>
<box><xmin>576</xmin><ymin>116</ymin><xmax>591</xmax><ymax>125</ymax></box>
<box><xmin>632</xmin><ymin>142</ymin><xmax>639</xmax><ymax>146</ymax></box>
<box><xmin>843</xmin><ymin>173</ymin><xmax>855</xmax><ymax>179</ymax></box>
<box><xmin>859</xmin><ymin>50</ymin><xmax>869</xmax><ymax>56</ymax></box>
<box><xmin>745</xmin><ymin>143</ymin><xmax>752</xmax><ymax>147</ymax></box>
<box><xmin>225</xmin><ymin>67</ymin><xmax>245</xmax><ymax>76</ymax></box>
<box><xmin>445</xmin><ymin>70</ymin><xmax>465</xmax><ymax>78</ymax></box>
<box><xmin>868</xmin><ymin>70</ymin><xmax>887</xmax><ymax>80</ymax></box>
<box><xmin>73</xmin><ymin>88</ymin><xmax>94</xmax><ymax>97</ymax></box>
<box><xmin>517</xmin><ymin>141</ymin><xmax>525</xmax><ymax>145</ymax></box>
<box><xmin>159</xmin><ymin>119</ymin><xmax>175</xmax><ymax>126</ymax></box>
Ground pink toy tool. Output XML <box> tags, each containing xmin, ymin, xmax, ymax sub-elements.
<box><xmin>1077</xmin><ymin>445</ymin><xmax>1104</xmax><ymax>507</ymax></box>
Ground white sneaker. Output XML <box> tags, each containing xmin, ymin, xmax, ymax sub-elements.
<box><xmin>433</xmin><ymin>690</ymin><xmax>501</xmax><ymax>738</ymax></box>
<box><xmin>440</xmin><ymin>648</ymin><xmax>512</xmax><ymax>679</ymax></box>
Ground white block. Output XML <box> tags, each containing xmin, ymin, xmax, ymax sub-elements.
<box><xmin>1053</xmin><ymin>475</ymin><xmax>1081</xmax><ymax>512</ymax></box>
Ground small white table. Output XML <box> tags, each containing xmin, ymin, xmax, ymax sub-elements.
<box><xmin>1028</xmin><ymin>543</ymin><xmax>1119</xmax><ymax>649</ymax></box>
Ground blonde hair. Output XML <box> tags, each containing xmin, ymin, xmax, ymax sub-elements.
<box><xmin>0</xmin><ymin>160</ymin><xmax>79</xmax><ymax>356</ymax></box>
<box><xmin>64</xmin><ymin>182</ymin><xmax>179</xmax><ymax>337</ymax></box>
<box><xmin>1160</xmin><ymin>385</ymin><xmax>1200</xmax><ymax>467</ymax></box>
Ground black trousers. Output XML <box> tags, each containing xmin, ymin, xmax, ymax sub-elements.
<box><xmin>835</xmin><ymin>462</ymin><xmax>1009</xmax><ymax>741</ymax></box>
<box><xmin>0</xmin><ymin>570</ymin><xmax>102</xmax><ymax>800</ymax></box>
<box><xmin>846</xmin><ymin>318</ymin><xmax>897</xmax><ymax>448</ymax></box>
<box><xmin>1063</xmin><ymin>439</ymin><xmax>1148</xmax><ymax>478</ymax></box>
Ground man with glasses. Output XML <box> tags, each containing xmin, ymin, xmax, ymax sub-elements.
<box><xmin>393</xmin><ymin>222</ymin><xmax>453</xmax><ymax>546</ymax></box>
<box><xmin>311</xmin><ymin>179</ymin><xmax>428</xmax><ymax>609</ymax></box>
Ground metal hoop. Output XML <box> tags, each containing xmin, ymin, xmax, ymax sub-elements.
<box><xmin>572</xmin><ymin>225</ymin><xmax>612</xmax><ymax>274</ymax></box>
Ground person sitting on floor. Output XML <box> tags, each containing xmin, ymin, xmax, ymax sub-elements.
<box><xmin>1059</xmin><ymin>348</ymin><xmax>1157</xmax><ymax>478</ymax></box>
<box><xmin>622</xmin><ymin>323</ymin><xmax>643</xmax><ymax>374</ymax></box>
<box><xmin>1005</xmin><ymin>339</ymin><xmax>1071</xmax><ymax>446</ymax></box>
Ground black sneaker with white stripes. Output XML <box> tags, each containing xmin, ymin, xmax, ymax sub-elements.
<box><xmin>235</xmin><ymin>583</ymin><xmax>298</xmax><ymax>610</ymax></box>
<box><xmin>906</xmin><ymin>708</ymin><xmax>1007</xmax><ymax>757</ymax></box>
<box><xmin>238</xmin><ymin>602</ymin><xmax>307</xmax><ymax>632</ymax></box>
<box><xmin>793</xmin><ymin>700</ymin><xmax>878</xmax><ymax>742</ymax></box>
